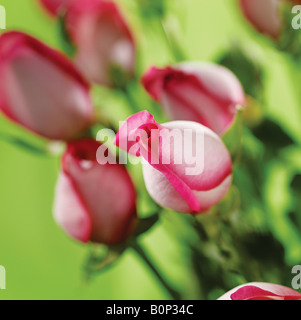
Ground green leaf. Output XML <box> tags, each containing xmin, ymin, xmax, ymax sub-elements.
<box><xmin>217</xmin><ymin>44</ymin><xmax>264</xmax><ymax>99</ymax></box>
<box><xmin>57</xmin><ymin>14</ymin><xmax>76</xmax><ymax>57</ymax></box>
<box><xmin>291</xmin><ymin>174</ymin><xmax>301</xmax><ymax>193</ymax></box>
<box><xmin>222</xmin><ymin>108</ymin><xmax>243</xmax><ymax>162</ymax></box>
<box><xmin>137</xmin><ymin>0</ymin><xmax>166</xmax><ymax>19</ymax></box>
<box><xmin>109</xmin><ymin>64</ymin><xmax>133</xmax><ymax>90</ymax></box>
<box><xmin>264</xmin><ymin>147</ymin><xmax>301</xmax><ymax>264</ymax></box>
<box><xmin>251</xmin><ymin>118</ymin><xmax>295</xmax><ymax>150</ymax></box>
<box><xmin>0</xmin><ymin>132</ymin><xmax>51</xmax><ymax>157</ymax></box>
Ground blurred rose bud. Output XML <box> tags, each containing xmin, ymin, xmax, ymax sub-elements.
<box><xmin>115</xmin><ymin>111</ymin><xmax>232</xmax><ymax>214</ymax></box>
<box><xmin>218</xmin><ymin>282</ymin><xmax>301</xmax><ymax>300</ymax></box>
<box><xmin>241</xmin><ymin>0</ymin><xmax>301</xmax><ymax>39</ymax></box>
<box><xmin>54</xmin><ymin>139</ymin><xmax>137</xmax><ymax>244</ymax></box>
<box><xmin>65</xmin><ymin>0</ymin><xmax>136</xmax><ymax>87</ymax></box>
<box><xmin>0</xmin><ymin>31</ymin><xmax>94</xmax><ymax>141</ymax></box>
<box><xmin>239</xmin><ymin>0</ymin><xmax>283</xmax><ymax>39</ymax></box>
<box><xmin>142</xmin><ymin>62</ymin><xmax>245</xmax><ymax>136</ymax></box>
<box><xmin>38</xmin><ymin>0</ymin><xmax>73</xmax><ymax>16</ymax></box>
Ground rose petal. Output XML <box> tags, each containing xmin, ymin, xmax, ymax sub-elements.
<box><xmin>54</xmin><ymin>172</ymin><xmax>92</xmax><ymax>243</ymax></box>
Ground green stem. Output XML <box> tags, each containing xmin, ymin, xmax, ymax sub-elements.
<box><xmin>132</xmin><ymin>241</ymin><xmax>181</xmax><ymax>300</ymax></box>
<box><xmin>121</xmin><ymin>85</ymin><xmax>141</xmax><ymax>114</ymax></box>
<box><xmin>157</xmin><ymin>18</ymin><xmax>186</xmax><ymax>63</ymax></box>
<box><xmin>287</xmin><ymin>59</ymin><xmax>301</xmax><ymax>128</ymax></box>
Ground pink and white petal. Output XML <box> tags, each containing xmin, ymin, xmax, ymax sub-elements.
<box><xmin>140</xmin><ymin>120</ymin><xmax>232</xmax><ymax>213</ymax></box>
<box><xmin>161</xmin><ymin>90</ymin><xmax>212</xmax><ymax>130</ymax></box>
<box><xmin>142</xmin><ymin>161</ymin><xmax>194</xmax><ymax>213</ymax></box>
<box><xmin>63</xmin><ymin>139</ymin><xmax>137</xmax><ymax>245</ymax></box>
<box><xmin>142</xmin><ymin>162</ymin><xmax>232</xmax><ymax>214</ymax></box>
<box><xmin>175</xmin><ymin>63</ymin><xmax>245</xmax><ymax>135</ymax></box>
<box><xmin>66</xmin><ymin>0</ymin><xmax>135</xmax><ymax>85</ymax></box>
<box><xmin>115</xmin><ymin>112</ymin><xmax>232</xmax><ymax>213</ymax></box>
<box><xmin>1</xmin><ymin>50</ymin><xmax>92</xmax><ymax>140</ymax></box>
<box><xmin>177</xmin><ymin>62</ymin><xmax>245</xmax><ymax>108</ymax></box>
<box><xmin>161</xmin><ymin>121</ymin><xmax>232</xmax><ymax>192</ymax></box>
<box><xmin>218</xmin><ymin>282</ymin><xmax>301</xmax><ymax>300</ymax></box>
<box><xmin>141</xmin><ymin>66</ymin><xmax>172</xmax><ymax>101</ymax></box>
<box><xmin>135</xmin><ymin>121</ymin><xmax>202</xmax><ymax>213</ymax></box>
<box><xmin>0</xmin><ymin>32</ymin><xmax>93</xmax><ymax>141</ymax></box>
<box><xmin>53</xmin><ymin>172</ymin><xmax>92</xmax><ymax>243</ymax></box>
<box><xmin>143</xmin><ymin>63</ymin><xmax>245</xmax><ymax>135</ymax></box>
<box><xmin>69</xmin><ymin>161</ymin><xmax>136</xmax><ymax>244</ymax></box>
<box><xmin>163</xmin><ymin>80</ymin><xmax>236</xmax><ymax>136</ymax></box>
<box><xmin>114</xmin><ymin>110</ymin><xmax>158</xmax><ymax>156</ymax></box>
<box><xmin>194</xmin><ymin>174</ymin><xmax>232</xmax><ymax>212</ymax></box>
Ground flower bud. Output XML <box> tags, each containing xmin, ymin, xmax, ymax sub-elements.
<box><xmin>239</xmin><ymin>0</ymin><xmax>283</xmax><ymax>39</ymax></box>
<box><xmin>239</xmin><ymin>0</ymin><xmax>301</xmax><ymax>39</ymax></box>
<box><xmin>0</xmin><ymin>31</ymin><xmax>94</xmax><ymax>141</ymax></box>
<box><xmin>218</xmin><ymin>282</ymin><xmax>301</xmax><ymax>300</ymax></box>
<box><xmin>54</xmin><ymin>139</ymin><xmax>137</xmax><ymax>244</ymax></box>
<box><xmin>65</xmin><ymin>0</ymin><xmax>136</xmax><ymax>87</ymax></box>
<box><xmin>142</xmin><ymin>62</ymin><xmax>245</xmax><ymax>136</ymax></box>
<box><xmin>115</xmin><ymin>111</ymin><xmax>232</xmax><ymax>214</ymax></box>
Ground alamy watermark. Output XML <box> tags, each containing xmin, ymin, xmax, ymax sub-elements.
<box><xmin>95</xmin><ymin>123</ymin><xmax>205</xmax><ymax>176</ymax></box>
<box><xmin>292</xmin><ymin>5</ymin><xmax>301</xmax><ymax>30</ymax></box>
<box><xmin>0</xmin><ymin>5</ymin><xmax>6</xmax><ymax>30</ymax></box>
<box><xmin>0</xmin><ymin>265</ymin><xmax>6</xmax><ymax>290</ymax></box>
<box><xmin>292</xmin><ymin>265</ymin><xmax>301</xmax><ymax>291</ymax></box>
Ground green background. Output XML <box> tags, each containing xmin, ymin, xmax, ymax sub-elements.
<box><xmin>0</xmin><ymin>0</ymin><xmax>301</xmax><ymax>300</ymax></box>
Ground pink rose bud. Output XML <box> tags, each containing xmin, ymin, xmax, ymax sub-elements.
<box><xmin>115</xmin><ymin>111</ymin><xmax>232</xmax><ymax>214</ymax></box>
<box><xmin>65</xmin><ymin>0</ymin><xmax>136</xmax><ymax>86</ymax></box>
<box><xmin>0</xmin><ymin>31</ymin><xmax>94</xmax><ymax>141</ymax></box>
<box><xmin>142</xmin><ymin>63</ymin><xmax>245</xmax><ymax>136</ymax></box>
<box><xmin>38</xmin><ymin>0</ymin><xmax>73</xmax><ymax>16</ymax></box>
<box><xmin>54</xmin><ymin>139</ymin><xmax>137</xmax><ymax>244</ymax></box>
<box><xmin>239</xmin><ymin>0</ymin><xmax>283</xmax><ymax>39</ymax></box>
<box><xmin>218</xmin><ymin>282</ymin><xmax>301</xmax><ymax>300</ymax></box>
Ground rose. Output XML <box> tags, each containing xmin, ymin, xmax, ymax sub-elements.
<box><xmin>0</xmin><ymin>31</ymin><xmax>94</xmax><ymax>141</ymax></box>
<box><xmin>218</xmin><ymin>282</ymin><xmax>301</xmax><ymax>300</ymax></box>
<box><xmin>65</xmin><ymin>0</ymin><xmax>136</xmax><ymax>87</ymax></box>
<box><xmin>240</xmin><ymin>0</ymin><xmax>283</xmax><ymax>39</ymax></box>
<box><xmin>239</xmin><ymin>0</ymin><xmax>301</xmax><ymax>39</ymax></box>
<box><xmin>53</xmin><ymin>139</ymin><xmax>137</xmax><ymax>244</ymax></box>
<box><xmin>115</xmin><ymin>111</ymin><xmax>232</xmax><ymax>214</ymax></box>
<box><xmin>142</xmin><ymin>62</ymin><xmax>245</xmax><ymax>136</ymax></box>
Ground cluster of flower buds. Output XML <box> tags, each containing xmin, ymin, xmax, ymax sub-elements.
<box><xmin>0</xmin><ymin>1</ymin><xmax>138</xmax><ymax>245</ymax></box>
<box><xmin>0</xmin><ymin>0</ymin><xmax>246</xmax><ymax>245</ymax></box>
<box><xmin>0</xmin><ymin>0</ymin><xmax>299</xmax><ymax>300</ymax></box>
